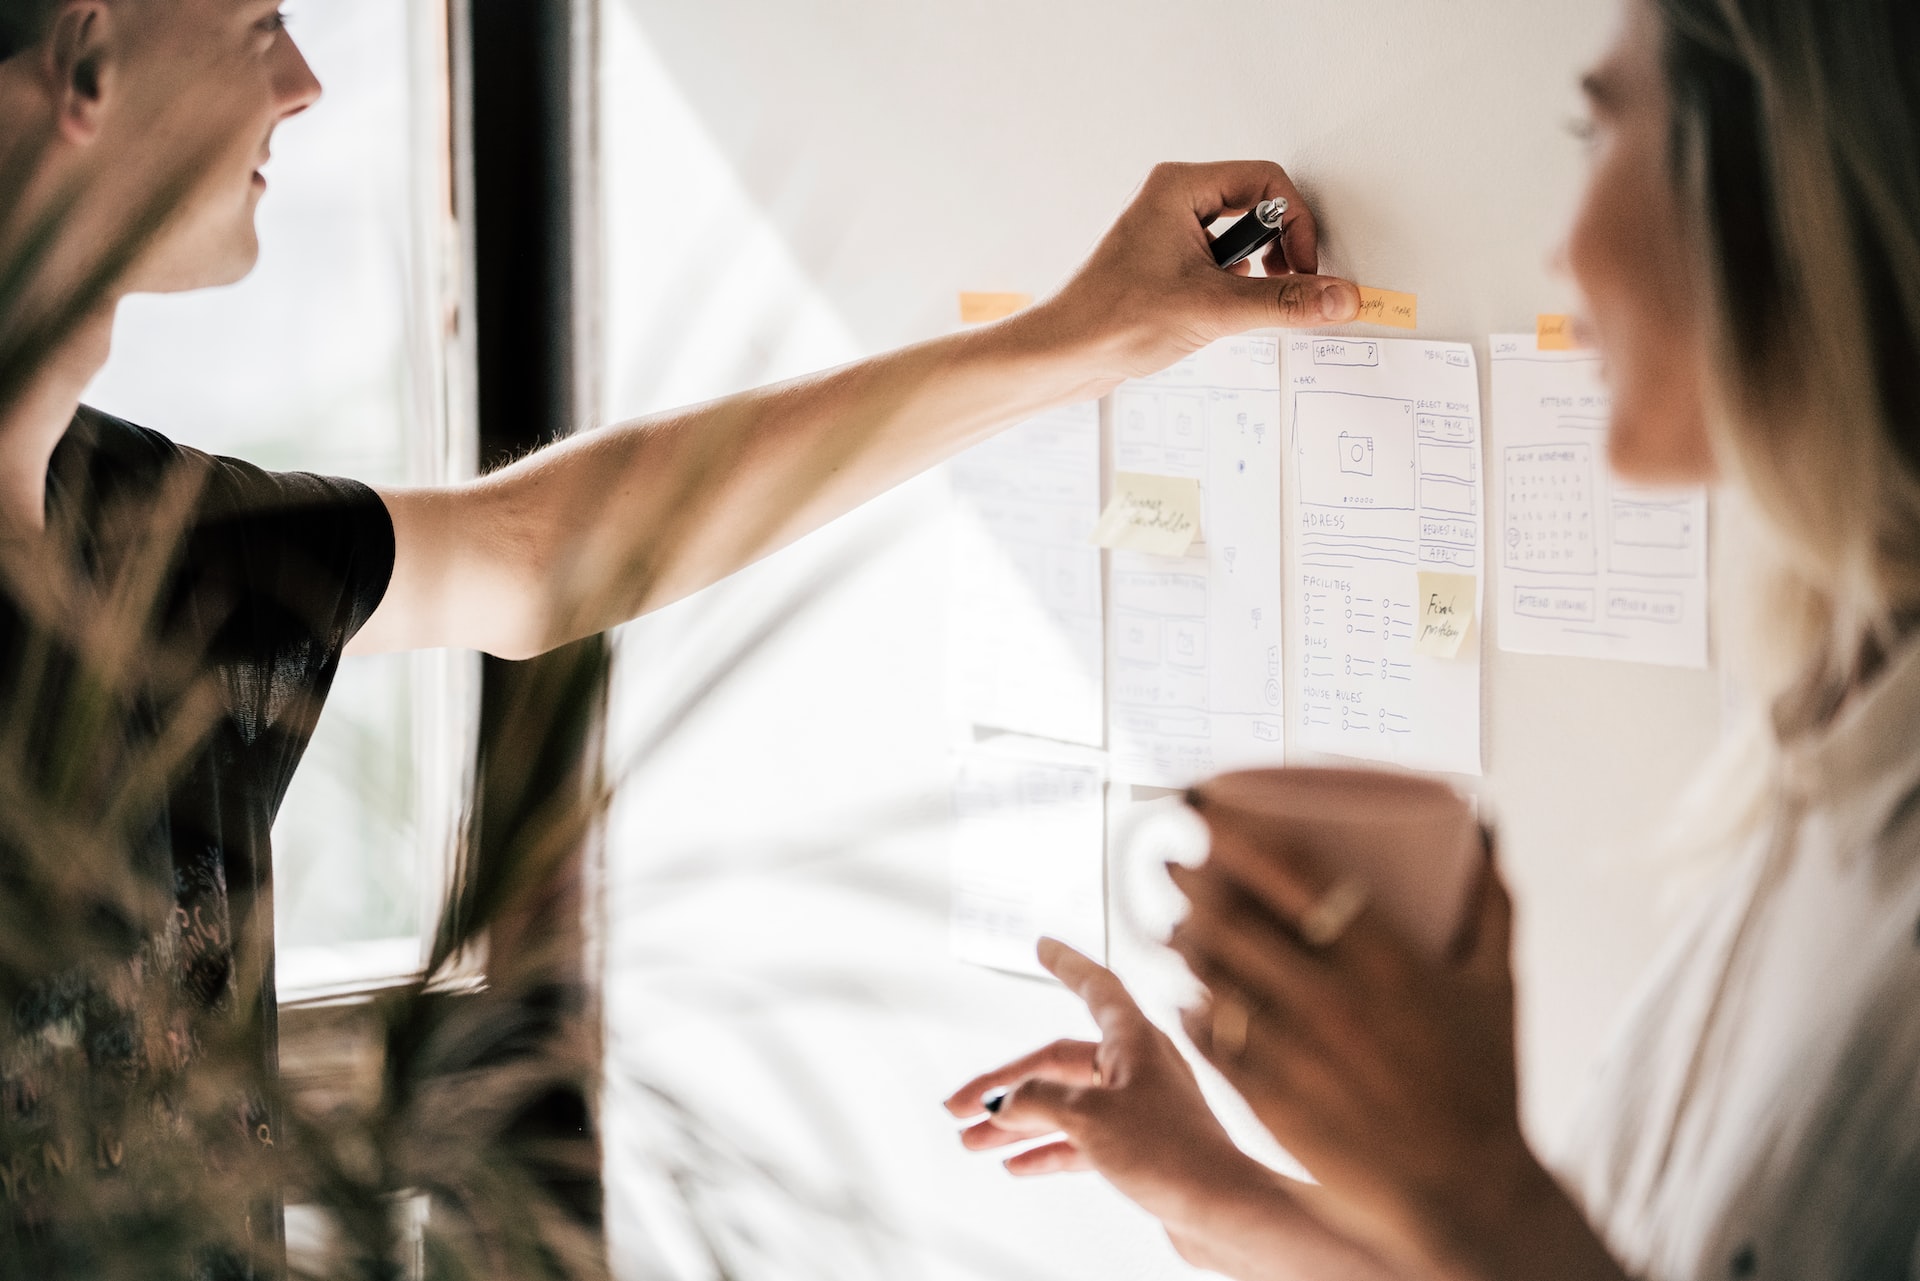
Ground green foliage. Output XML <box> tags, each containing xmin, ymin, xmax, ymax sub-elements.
<box><xmin>0</xmin><ymin>43</ymin><xmax>936</xmax><ymax>1278</ymax></box>
<box><xmin>0</xmin><ymin>67</ymin><xmax>611</xmax><ymax>1281</ymax></box>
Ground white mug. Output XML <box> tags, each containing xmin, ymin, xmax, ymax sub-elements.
<box><xmin>1114</xmin><ymin>765</ymin><xmax>1488</xmax><ymax>961</ymax></box>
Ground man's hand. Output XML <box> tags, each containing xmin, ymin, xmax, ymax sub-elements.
<box><xmin>351</xmin><ymin>161</ymin><xmax>1359</xmax><ymax>660</ymax></box>
<box><xmin>1026</xmin><ymin>160</ymin><xmax>1360</xmax><ymax>388</ymax></box>
<box><xmin>945</xmin><ymin>940</ymin><xmax>1399</xmax><ymax>1281</ymax></box>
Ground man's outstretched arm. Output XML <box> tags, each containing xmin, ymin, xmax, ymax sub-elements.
<box><xmin>348</xmin><ymin>162</ymin><xmax>1360</xmax><ymax>660</ymax></box>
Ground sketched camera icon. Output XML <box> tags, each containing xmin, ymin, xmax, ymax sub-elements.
<box><xmin>1337</xmin><ymin>432</ymin><xmax>1375</xmax><ymax>476</ymax></box>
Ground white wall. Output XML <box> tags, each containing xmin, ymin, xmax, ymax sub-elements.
<box><xmin>597</xmin><ymin>3</ymin><xmax>1725</xmax><ymax>1278</ymax></box>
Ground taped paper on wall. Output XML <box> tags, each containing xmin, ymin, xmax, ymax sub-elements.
<box><xmin>949</xmin><ymin>402</ymin><xmax>1104</xmax><ymax>746</ymax></box>
<box><xmin>1109</xmin><ymin>336</ymin><xmax>1286</xmax><ymax>787</ymax></box>
<box><xmin>1286</xmin><ymin>334</ymin><xmax>1484</xmax><ymax>775</ymax></box>
<box><xmin>1092</xmin><ymin>472</ymin><xmax>1203</xmax><ymax>557</ymax></box>
<box><xmin>1491</xmin><ymin>334</ymin><xmax>1709</xmax><ymax>667</ymax></box>
<box><xmin>950</xmin><ymin>738</ymin><xmax>1106</xmax><ymax>978</ymax></box>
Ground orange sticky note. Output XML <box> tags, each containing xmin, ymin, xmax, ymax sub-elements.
<box><xmin>1537</xmin><ymin>314</ymin><xmax>1578</xmax><ymax>350</ymax></box>
<box><xmin>1355</xmin><ymin>286</ymin><xmax>1417</xmax><ymax>330</ymax></box>
<box><xmin>958</xmin><ymin>292</ymin><xmax>1033</xmax><ymax>324</ymax></box>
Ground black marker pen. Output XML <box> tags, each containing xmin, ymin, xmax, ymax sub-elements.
<box><xmin>1210</xmin><ymin>197</ymin><xmax>1289</xmax><ymax>270</ymax></box>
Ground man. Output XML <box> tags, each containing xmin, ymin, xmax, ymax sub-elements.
<box><xmin>0</xmin><ymin>0</ymin><xmax>1360</xmax><ymax>1273</ymax></box>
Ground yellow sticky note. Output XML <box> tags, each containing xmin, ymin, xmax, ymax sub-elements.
<box><xmin>1356</xmin><ymin>286</ymin><xmax>1418</xmax><ymax>330</ymax></box>
<box><xmin>1091</xmin><ymin>472</ymin><xmax>1203</xmax><ymax>557</ymax></box>
<box><xmin>1415</xmin><ymin>572</ymin><xmax>1476</xmax><ymax>659</ymax></box>
<box><xmin>1537</xmin><ymin>314</ymin><xmax>1579</xmax><ymax>350</ymax></box>
<box><xmin>959</xmin><ymin>292</ymin><xmax>1033</xmax><ymax>324</ymax></box>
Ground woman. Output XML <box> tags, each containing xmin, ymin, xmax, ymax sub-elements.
<box><xmin>949</xmin><ymin>1</ymin><xmax>1920</xmax><ymax>1277</ymax></box>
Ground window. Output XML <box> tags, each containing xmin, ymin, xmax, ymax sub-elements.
<box><xmin>82</xmin><ymin>0</ymin><xmax>473</xmax><ymax>1001</ymax></box>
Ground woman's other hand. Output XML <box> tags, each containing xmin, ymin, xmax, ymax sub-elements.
<box><xmin>944</xmin><ymin>939</ymin><xmax>1400</xmax><ymax>1281</ymax></box>
<box><xmin>1018</xmin><ymin>161</ymin><xmax>1361</xmax><ymax>390</ymax></box>
<box><xmin>943</xmin><ymin>939</ymin><xmax>1258</xmax><ymax>1228</ymax></box>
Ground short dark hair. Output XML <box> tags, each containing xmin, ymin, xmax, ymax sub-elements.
<box><xmin>0</xmin><ymin>1</ymin><xmax>57</xmax><ymax>63</ymax></box>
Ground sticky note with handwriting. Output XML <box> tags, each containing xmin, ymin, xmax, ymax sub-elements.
<box><xmin>1536</xmin><ymin>314</ymin><xmax>1579</xmax><ymax>351</ymax></box>
<box><xmin>959</xmin><ymin>292</ymin><xmax>1033</xmax><ymax>324</ymax></box>
<box><xmin>1415</xmin><ymin>571</ymin><xmax>1476</xmax><ymax>659</ymax></box>
<box><xmin>1091</xmin><ymin>472</ymin><xmax>1203</xmax><ymax>557</ymax></box>
<box><xmin>1356</xmin><ymin>287</ymin><xmax>1418</xmax><ymax>330</ymax></box>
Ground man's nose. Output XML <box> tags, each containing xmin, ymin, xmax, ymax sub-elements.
<box><xmin>275</xmin><ymin>38</ymin><xmax>323</xmax><ymax>119</ymax></box>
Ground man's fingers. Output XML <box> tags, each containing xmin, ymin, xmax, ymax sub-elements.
<box><xmin>943</xmin><ymin>1037</ymin><xmax>1099</xmax><ymax>1117</ymax></box>
<box><xmin>1278</xmin><ymin>213</ymin><xmax>1321</xmax><ymax>277</ymax></box>
<box><xmin>1225</xmin><ymin>271</ymin><xmax>1360</xmax><ymax>330</ymax></box>
<box><xmin>1257</xmin><ymin>236</ymin><xmax>1293</xmax><ymax>278</ymax></box>
<box><xmin>1156</xmin><ymin>160</ymin><xmax>1310</xmax><ymax>235</ymax></box>
<box><xmin>1004</xmin><ymin>1140</ymin><xmax>1092</xmax><ymax>1177</ymax></box>
<box><xmin>1258</xmin><ymin>230</ymin><xmax>1319</xmax><ymax>280</ymax></box>
<box><xmin>1149</xmin><ymin>159</ymin><xmax>1322</xmax><ymax>276</ymax></box>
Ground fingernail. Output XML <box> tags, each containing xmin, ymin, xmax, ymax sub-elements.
<box><xmin>1319</xmin><ymin>281</ymin><xmax>1357</xmax><ymax>322</ymax></box>
<box><xmin>982</xmin><ymin>1089</ymin><xmax>1008</xmax><ymax>1114</ymax></box>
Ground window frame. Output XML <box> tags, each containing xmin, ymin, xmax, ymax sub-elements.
<box><xmin>276</xmin><ymin>0</ymin><xmax>608</xmax><ymax>1230</ymax></box>
<box><xmin>270</xmin><ymin>0</ymin><xmax>481</xmax><ymax>1011</ymax></box>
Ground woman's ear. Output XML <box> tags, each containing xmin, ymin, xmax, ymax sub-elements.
<box><xmin>44</xmin><ymin>2</ymin><xmax>112</xmax><ymax>143</ymax></box>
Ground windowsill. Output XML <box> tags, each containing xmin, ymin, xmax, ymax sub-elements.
<box><xmin>278</xmin><ymin>937</ymin><xmax>428</xmax><ymax>1006</ymax></box>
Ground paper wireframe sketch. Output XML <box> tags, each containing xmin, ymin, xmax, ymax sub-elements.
<box><xmin>948</xmin><ymin>402</ymin><xmax>1104</xmax><ymax>746</ymax></box>
<box><xmin>1490</xmin><ymin>335</ymin><xmax>1709</xmax><ymax>668</ymax></box>
<box><xmin>1286</xmin><ymin>335</ymin><xmax>1484</xmax><ymax>776</ymax></box>
<box><xmin>1107</xmin><ymin>335</ymin><xmax>1287</xmax><ymax>787</ymax></box>
<box><xmin>949</xmin><ymin>738</ymin><xmax>1107</xmax><ymax>977</ymax></box>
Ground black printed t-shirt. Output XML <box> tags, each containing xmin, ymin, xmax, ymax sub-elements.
<box><xmin>0</xmin><ymin>406</ymin><xmax>395</xmax><ymax>1275</ymax></box>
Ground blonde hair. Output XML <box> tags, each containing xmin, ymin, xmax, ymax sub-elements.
<box><xmin>1628</xmin><ymin>0</ymin><xmax>1920</xmax><ymax>882</ymax></box>
<box><xmin>1659</xmin><ymin>0</ymin><xmax>1920</xmax><ymax>702</ymax></box>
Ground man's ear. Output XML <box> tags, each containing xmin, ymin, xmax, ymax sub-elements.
<box><xmin>44</xmin><ymin>2</ymin><xmax>113</xmax><ymax>143</ymax></box>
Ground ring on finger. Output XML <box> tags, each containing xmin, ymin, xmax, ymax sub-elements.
<box><xmin>1211</xmin><ymin>992</ymin><xmax>1251</xmax><ymax>1060</ymax></box>
<box><xmin>1298</xmin><ymin>878</ymin><xmax>1371</xmax><ymax>950</ymax></box>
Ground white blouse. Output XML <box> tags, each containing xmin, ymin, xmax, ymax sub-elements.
<box><xmin>1569</xmin><ymin>640</ymin><xmax>1920</xmax><ymax>1280</ymax></box>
